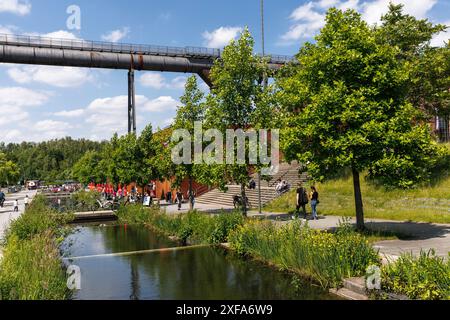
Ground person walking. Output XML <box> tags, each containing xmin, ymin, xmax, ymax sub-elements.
<box><xmin>189</xmin><ymin>189</ymin><xmax>196</xmax><ymax>210</ymax></box>
<box><xmin>0</xmin><ymin>189</ymin><xmax>5</xmax><ymax>208</ymax></box>
<box><xmin>13</xmin><ymin>199</ymin><xmax>19</xmax><ymax>212</ymax></box>
<box><xmin>310</xmin><ymin>186</ymin><xmax>319</xmax><ymax>220</ymax></box>
<box><xmin>176</xmin><ymin>190</ymin><xmax>183</xmax><ymax>211</ymax></box>
<box><xmin>295</xmin><ymin>183</ymin><xmax>309</xmax><ymax>220</ymax></box>
<box><xmin>24</xmin><ymin>195</ymin><xmax>29</xmax><ymax>209</ymax></box>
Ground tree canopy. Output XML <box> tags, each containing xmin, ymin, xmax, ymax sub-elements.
<box><xmin>277</xmin><ymin>8</ymin><xmax>445</xmax><ymax>229</ymax></box>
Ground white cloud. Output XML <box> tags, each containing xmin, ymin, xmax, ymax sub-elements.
<box><xmin>361</xmin><ymin>0</ymin><xmax>437</xmax><ymax>25</ymax></box>
<box><xmin>0</xmin><ymin>0</ymin><xmax>31</xmax><ymax>16</ymax></box>
<box><xmin>318</xmin><ymin>0</ymin><xmax>339</xmax><ymax>8</ymax></box>
<box><xmin>289</xmin><ymin>2</ymin><xmax>324</xmax><ymax>22</ymax></box>
<box><xmin>140</xmin><ymin>73</ymin><xmax>188</xmax><ymax>90</ymax></box>
<box><xmin>83</xmin><ymin>95</ymin><xmax>179</xmax><ymax>138</ymax></box>
<box><xmin>0</xmin><ymin>87</ymin><xmax>50</xmax><ymax>129</ymax></box>
<box><xmin>202</xmin><ymin>26</ymin><xmax>243</xmax><ymax>48</ymax></box>
<box><xmin>0</xmin><ymin>87</ymin><xmax>49</xmax><ymax>107</ymax></box>
<box><xmin>8</xmin><ymin>65</ymin><xmax>94</xmax><ymax>88</ymax></box>
<box><xmin>0</xmin><ymin>24</ymin><xmax>18</xmax><ymax>34</ymax></box>
<box><xmin>23</xmin><ymin>30</ymin><xmax>80</xmax><ymax>40</ymax></box>
<box><xmin>140</xmin><ymin>73</ymin><xmax>166</xmax><ymax>89</ymax></box>
<box><xmin>280</xmin><ymin>0</ymin><xmax>440</xmax><ymax>44</ymax></box>
<box><xmin>142</xmin><ymin>96</ymin><xmax>179</xmax><ymax>113</ymax></box>
<box><xmin>42</xmin><ymin>30</ymin><xmax>80</xmax><ymax>40</ymax></box>
<box><xmin>101</xmin><ymin>27</ymin><xmax>130</xmax><ymax>43</ymax></box>
<box><xmin>170</xmin><ymin>76</ymin><xmax>188</xmax><ymax>90</ymax></box>
<box><xmin>0</xmin><ymin>106</ymin><xmax>28</xmax><ymax>126</ymax></box>
<box><xmin>430</xmin><ymin>22</ymin><xmax>450</xmax><ymax>47</ymax></box>
<box><xmin>34</xmin><ymin>120</ymin><xmax>72</xmax><ymax>132</ymax></box>
<box><xmin>53</xmin><ymin>109</ymin><xmax>85</xmax><ymax>117</ymax></box>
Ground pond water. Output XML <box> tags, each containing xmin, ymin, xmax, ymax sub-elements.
<box><xmin>62</xmin><ymin>225</ymin><xmax>338</xmax><ymax>300</ymax></box>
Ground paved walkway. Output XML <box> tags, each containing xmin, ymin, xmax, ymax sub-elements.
<box><xmin>167</xmin><ymin>201</ymin><xmax>449</xmax><ymax>258</ymax></box>
<box><xmin>163</xmin><ymin>201</ymin><xmax>234</xmax><ymax>215</ymax></box>
<box><xmin>0</xmin><ymin>190</ymin><xmax>37</xmax><ymax>242</ymax></box>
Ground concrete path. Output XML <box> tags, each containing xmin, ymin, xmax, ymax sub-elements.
<box><xmin>161</xmin><ymin>201</ymin><xmax>450</xmax><ymax>258</ymax></box>
<box><xmin>163</xmin><ymin>201</ymin><xmax>234</xmax><ymax>215</ymax></box>
<box><xmin>162</xmin><ymin>203</ymin><xmax>450</xmax><ymax>258</ymax></box>
<box><xmin>247</xmin><ymin>212</ymin><xmax>450</xmax><ymax>258</ymax></box>
<box><xmin>0</xmin><ymin>189</ymin><xmax>37</xmax><ymax>242</ymax></box>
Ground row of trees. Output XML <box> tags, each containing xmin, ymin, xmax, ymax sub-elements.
<box><xmin>44</xmin><ymin>4</ymin><xmax>450</xmax><ymax>228</ymax></box>
<box><xmin>0</xmin><ymin>138</ymin><xmax>105</xmax><ymax>183</ymax></box>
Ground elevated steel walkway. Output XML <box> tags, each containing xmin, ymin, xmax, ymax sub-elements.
<box><xmin>0</xmin><ymin>34</ymin><xmax>295</xmax><ymax>132</ymax></box>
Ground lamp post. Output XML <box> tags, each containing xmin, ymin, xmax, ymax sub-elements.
<box><xmin>258</xmin><ymin>0</ymin><xmax>267</xmax><ymax>215</ymax></box>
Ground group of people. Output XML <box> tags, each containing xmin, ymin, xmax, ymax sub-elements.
<box><xmin>0</xmin><ymin>189</ymin><xmax>29</xmax><ymax>212</ymax></box>
<box><xmin>275</xmin><ymin>179</ymin><xmax>291</xmax><ymax>195</ymax></box>
<box><xmin>295</xmin><ymin>184</ymin><xmax>320</xmax><ymax>220</ymax></box>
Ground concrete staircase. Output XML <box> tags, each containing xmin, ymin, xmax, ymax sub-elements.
<box><xmin>196</xmin><ymin>162</ymin><xmax>309</xmax><ymax>208</ymax></box>
<box><xmin>196</xmin><ymin>185</ymin><xmax>279</xmax><ymax>208</ymax></box>
<box><xmin>259</xmin><ymin>161</ymin><xmax>309</xmax><ymax>188</ymax></box>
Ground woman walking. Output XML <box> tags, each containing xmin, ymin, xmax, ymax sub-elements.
<box><xmin>310</xmin><ymin>186</ymin><xmax>319</xmax><ymax>221</ymax></box>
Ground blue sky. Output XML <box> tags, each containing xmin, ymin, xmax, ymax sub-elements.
<box><xmin>0</xmin><ymin>0</ymin><xmax>449</xmax><ymax>143</ymax></box>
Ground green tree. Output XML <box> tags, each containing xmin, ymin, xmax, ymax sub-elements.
<box><xmin>202</xmin><ymin>28</ymin><xmax>268</xmax><ymax>216</ymax></box>
<box><xmin>0</xmin><ymin>152</ymin><xmax>20</xmax><ymax>186</ymax></box>
<box><xmin>171</xmin><ymin>75</ymin><xmax>205</xmax><ymax>210</ymax></box>
<box><xmin>72</xmin><ymin>150</ymin><xmax>106</xmax><ymax>185</ymax></box>
<box><xmin>377</xmin><ymin>3</ymin><xmax>449</xmax><ymax>120</ymax></box>
<box><xmin>135</xmin><ymin>124</ymin><xmax>159</xmax><ymax>197</ymax></box>
<box><xmin>278</xmin><ymin>8</ymin><xmax>443</xmax><ymax>230</ymax></box>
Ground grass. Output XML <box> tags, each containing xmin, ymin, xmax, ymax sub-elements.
<box><xmin>264</xmin><ymin>174</ymin><xmax>450</xmax><ymax>224</ymax></box>
<box><xmin>380</xmin><ymin>250</ymin><xmax>450</xmax><ymax>300</ymax></box>
<box><xmin>0</xmin><ymin>232</ymin><xmax>70</xmax><ymax>300</ymax></box>
<box><xmin>117</xmin><ymin>204</ymin><xmax>245</xmax><ymax>245</ymax></box>
<box><xmin>229</xmin><ymin>219</ymin><xmax>380</xmax><ymax>289</ymax></box>
<box><xmin>0</xmin><ymin>196</ymin><xmax>73</xmax><ymax>300</ymax></box>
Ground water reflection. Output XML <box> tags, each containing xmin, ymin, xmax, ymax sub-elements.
<box><xmin>63</xmin><ymin>225</ymin><xmax>337</xmax><ymax>300</ymax></box>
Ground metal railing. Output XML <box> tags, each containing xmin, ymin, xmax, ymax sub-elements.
<box><xmin>0</xmin><ymin>33</ymin><xmax>295</xmax><ymax>64</ymax></box>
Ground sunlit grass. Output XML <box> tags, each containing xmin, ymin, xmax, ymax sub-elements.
<box><xmin>264</xmin><ymin>173</ymin><xmax>450</xmax><ymax>224</ymax></box>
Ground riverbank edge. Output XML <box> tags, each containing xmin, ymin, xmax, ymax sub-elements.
<box><xmin>136</xmin><ymin>214</ymin><xmax>420</xmax><ymax>301</ymax></box>
<box><xmin>135</xmin><ymin>220</ymin><xmax>365</xmax><ymax>300</ymax></box>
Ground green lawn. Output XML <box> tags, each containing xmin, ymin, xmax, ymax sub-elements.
<box><xmin>264</xmin><ymin>174</ymin><xmax>450</xmax><ymax>224</ymax></box>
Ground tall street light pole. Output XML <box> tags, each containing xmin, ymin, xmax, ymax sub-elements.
<box><xmin>258</xmin><ymin>0</ymin><xmax>267</xmax><ymax>215</ymax></box>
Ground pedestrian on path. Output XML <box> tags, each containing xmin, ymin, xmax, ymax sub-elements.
<box><xmin>24</xmin><ymin>195</ymin><xmax>29</xmax><ymax>209</ymax></box>
<box><xmin>13</xmin><ymin>199</ymin><xmax>19</xmax><ymax>212</ymax></box>
<box><xmin>310</xmin><ymin>186</ymin><xmax>319</xmax><ymax>220</ymax></box>
<box><xmin>294</xmin><ymin>183</ymin><xmax>308</xmax><ymax>220</ymax></box>
<box><xmin>0</xmin><ymin>189</ymin><xmax>5</xmax><ymax>208</ymax></box>
<box><xmin>176</xmin><ymin>190</ymin><xmax>183</xmax><ymax>211</ymax></box>
<box><xmin>189</xmin><ymin>189</ymin><xmax>196</xmax><ymax>210</ymax></box>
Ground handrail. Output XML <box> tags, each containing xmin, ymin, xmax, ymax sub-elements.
<box><xmin>0</xmin><ymin>33</ymin><xmax>295</xmax><ymax>64</ymax></box>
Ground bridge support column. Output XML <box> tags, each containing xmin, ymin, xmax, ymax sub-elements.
<box><xmin>128</xmin><ymin>69</ymin><xmax>136</xmax><ymax>133</ymax></box>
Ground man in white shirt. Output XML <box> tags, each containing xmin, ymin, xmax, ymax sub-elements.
<box><xmin>24</xmin><ymin>195</ymin><xmax>29</xmax><ymax>209</ymax></box>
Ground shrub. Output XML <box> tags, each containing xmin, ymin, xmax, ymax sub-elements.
<box><xmin>382</xmin><ymin>250</ymin><xmax>450</xmax><ymax>300</ymax></box>
<box><xmin>71</xmin><ymin>190</ymin><xmax>101</xmax><ymax>211</ymax></box>
<box><xmin>5</xmin><ymin>196</ymin><xmax>73</xmax><ymax>242</ymax></box>
<box><xmin>117</xmin><ymin>206</ymin><xmax>244</xmax><ymax>245</ymax></box>
<box><xmin>0</xmin><ymin>232</ymin><xmax>70</xmax><ymax>300</ymax></box>
<box><xmin>229</xmin><ymin>220</ymin><xmax>380</xmax><ymax>289</ymax></box>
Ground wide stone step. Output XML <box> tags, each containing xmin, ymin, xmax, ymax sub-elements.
<box><xmin>329</xmin><ymin>288</ymin><xmax>369</xmax><ymax>300</ymax></box>
<box><xmin>343</xmin><ymin>277</ymin><xmax>367</xmax><ymax>296</ymax></box>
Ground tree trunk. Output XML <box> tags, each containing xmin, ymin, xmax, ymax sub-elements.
<box><xmin>189</xmin><ymin>176</ymin><xmax>193</xmax><ymax>211</ymax></box>
<box><xmin>352</xmin><ymin>168</ymin><xmax>365</xmax><ymax>230</ymax></box>
<box><xmin>241</xmin><ymin>183</ymin><xmax>247</xmax><ymax>217</ymax></box>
